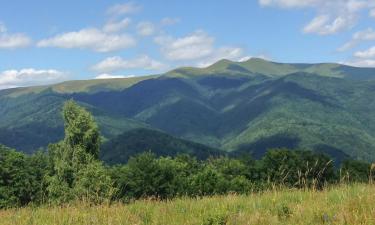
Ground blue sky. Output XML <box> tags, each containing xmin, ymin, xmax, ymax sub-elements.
<box><xmin>1</xmin><ymin>0</ymin><xmax>375</xmax><ymax>89</ymax></box>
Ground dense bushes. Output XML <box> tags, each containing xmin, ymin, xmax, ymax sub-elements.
<box><xmin>1</xmin><ymin>146</ymin><xmax>373</xmax><ymax>208</ymax></box>
<box><xmin>0</xmin><ymin>147</ymin><xmax>48</xmax><ymax>208</ymax></box>
<box><xmin>108</xmin><ymin>150</ymin><xmax>337</xmax><ymax>200</ymax></box>
<box><xmin>0</xmin><ymin>100</ymin><xmax>374</xmax><ymax>208</ymax></box>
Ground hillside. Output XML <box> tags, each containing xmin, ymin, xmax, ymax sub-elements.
<box><xmin>101</xmin><ymin>128</ymin><xmax>223</xmax><ymax>164</ymax></box>
<box><xmin>1</xmin><ymin>58</ymin><xmax>375</xmax><ymax>161</ymax></box>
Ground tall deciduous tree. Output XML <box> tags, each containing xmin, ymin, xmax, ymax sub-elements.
<box><xmin>63</xmin><ymin>100</ymin><xmax>100</xmax><ymax>159</ymax></box>
<box><xmin>47</xmin><ymin>100</ymin><xmax>112</xmax><ymax>203</ymax></box>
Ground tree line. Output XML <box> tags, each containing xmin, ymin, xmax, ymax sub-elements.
<box><xmin>0</xmin><ymin>100</ymin><xmax>374</xmax><ymax>208</ymax></box>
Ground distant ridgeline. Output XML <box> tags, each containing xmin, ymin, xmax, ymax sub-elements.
<box><xmin>1</xmin><ymin>58</ymin><xmax>375</xmax><ymax>163</ymax></box>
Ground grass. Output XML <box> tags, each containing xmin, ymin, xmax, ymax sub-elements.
<box><xmin>1</xmin><ymin>184</ymin><xmax>374</xmax><ymax>225</ymax></box>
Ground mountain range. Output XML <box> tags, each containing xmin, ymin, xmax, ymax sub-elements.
<box><xmin>1</xmin><ymin>58</ymin><xmax>375</xmax><ymax>163</ymax></box>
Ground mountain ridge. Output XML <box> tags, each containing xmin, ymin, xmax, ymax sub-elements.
<box><xmin>1</xmin><ymin>59</ymin><xmax>375</xmax><ymax>162</ymax></box>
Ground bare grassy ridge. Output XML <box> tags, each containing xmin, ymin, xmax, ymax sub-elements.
<box><xmin>1</xmin><ymin>184</ymin><xmax>374</xmax><ymax>225</ymax></box>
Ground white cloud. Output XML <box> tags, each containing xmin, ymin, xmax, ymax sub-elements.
<box><xmin>155</xmin><ymin>30</ymin><xmax>249</xmax><ymax>67</ymax></box>
<box><xmin>0</xmin><ymin>22</ymin><xmax>6</xmax><ymax>33</ymax></box>
<box><xmin>238</xmin><ymin>55</ymin><xmax>270</xmax><ymax>62</ymax></box>
<box><xmin>259</xmin><ymin>0</ymin><xmax>374</xmax><ymax>35</ymax></box>
<box><xmin>161</xmin><ymin>17</ymin><xmax>180</xmax><ymax>26</ymax></box>
<box><xmin>0</xmin><ymin>33</ymin><xmax>32</xmax><ymax>49</ymax></box>
<box><xmin>107</xmin><ymin>2</ymin><xmax>141</xmax><ymax>16</ymax></box>
<box><xmin>197</xmin><ymin>47</ymin><xmax>246</xmax><ymax>67</ymax></box>
<box><xmin>303</xmin><ymin>14</ymin><xmax>355</xmax><ymax>35</ymax></box>
<box><xmin>155</xmin><ymin>31</ymin><xmax>214</xmax><ymax>61</ymax></box>
<box><xmin>370</xmin><ymin>8</ymin><xmax>375</xmax><ymax>17</ymax></box>
<box><xmin>94</xmin><ymin>73</ymin><xmax>135</xmax><ymax>79</ymax></box>
<box><xmin>103</xmin><ymin>18</ymin><xmax>131</xmax><ymax>33</ymax></box>
<box><xmin>238</xmin><ymin>56</ymin><xmax>252</xmax><ymax>62</ymax></box>
<box><xmin>342</xmin><ymin>59</ymin><xmax>375</xmax><ymax>67</ymax></box>
<box><xmin>0</xmin><ymin>68</ymin><xmax>67</xmax><ymax>89</ymax></box>
<box><xmin>92</xmin><ymin>55</ymin><xmax>166</xmax><ymax>73</ymax></box>
<box><xmin>338</xmin><ymin>28</ymin><xmax>375</xmax><ymax>51</ymax></box>
<box><xmin>0</xmin><ymin>23</ymin><xmax>31</xmax><ymax>49</ymax></box>
<box><xmin>354</xmin><ymin>46</ymin><xmax>375</xmax><ymax>58</ymax></box>
<box><xmin>37</xmin><ymin>28</ymin><xmax>136</xmax><ymax>52</ymax></box>
<box><xmin>136</xmin><ymin>22</ymin><xmax>156</xmax><ymax>36</ymax></box>
<box><xmin>259</xmin><ymin>0</ymin><xmax>320</xmax><ymax>8</ymax></box>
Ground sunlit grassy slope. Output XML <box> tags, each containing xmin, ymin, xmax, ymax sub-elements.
<box><xmin>2</xmin><ymin>58</ymin><xmax>375</xmax><ymax>161</ymax></box>
<box><xmin>1</xmin><ymin>184</ymin><xmax>374</xmax><ymax>225</ymax></box>
<box><xmin>1</xmin><ymin>75</ymin><xmax>158</xmax><ymax>98</ymax></box>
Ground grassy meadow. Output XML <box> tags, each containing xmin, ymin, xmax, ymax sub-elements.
<box><xmin>1</xmin><ymin>184</ymin><xmax>374</xmax><ymax>225</ymax></box>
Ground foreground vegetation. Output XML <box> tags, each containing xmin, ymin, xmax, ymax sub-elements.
<box><xmin>0</xmin><ymin>184</ymin><xmax>374</xmax><ymax>225</ymax></box>
<box><xmin>0</xmin><ymin>100</ymin><xmax>374</xmax><ymax>212</ymax></box>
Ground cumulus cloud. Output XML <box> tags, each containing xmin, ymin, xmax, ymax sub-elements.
<box><xmin>94</xmin><ymin>73</ymin><xmax>135</xmax><ymax>79</ymax></box>
<box><xmin>107</xmin><ymin>2</ymin><xmax>141</xmax><ymax>16</ymax></box>
<box><xmin>259</xmin><ymin>0</ymin><xmax>374</xmax><ymax>35</ymax></box>
<box><xmin>103</xmin><ymin>18</ymin><xmax>131</xmax><ymax>33</ymax></box>
<box><xmin>343</xmin><ymin>43</ymin><xmax>375</xmax><ymax>68</ymax></box>
<box><xmin>37</xmin><ymin>28</ymin><xmax>136</xmax><ymax>52</ymax></box>
<box><xmin>154</xmin><ymin>30</ymin><xmax>248</xmax><ymax>66</ymax></box>
<box><xmin>155</xmin><ymin>31</ymin><xmax>215</xmax><ymax>61</ymax></box>
<box><xmin>238</xmin><ymin>55</ymin><xmax>270</xmax><ymax>62</ymax></box>
<box><xmin>92</xmin><ymin>55</ymin><xmax>166</xmax><ymax>73</ymax></box>
<box><xmin>0</xmin><ymin>69</ymin><xmax>67</xmax><ymax>89</ymax></box>
<box><xmin>303</xmin><ymin>14</ymin><xmax>355</xmax><ymax>35</ymax></box>
<box><xmin>338</xmin><ymin>28</ymin><xmax>375</xmax><ymax>51</ymax></box>
<box><xmin>197</xmin><ymin>47</ymin><xmax>246</xmax><ymax>67</ymax></box>
<box><xmin>136</xmin><ymin>22</ymin><xmax>156</xmax><ymax>36</ymax></box>
<box><xmin>354</xmin><ymin>46</ymin><xmax>375</xmax><ymax>58</ymax></box>
<box><xmin>0</xmin><ymin>23</ymin><xmax>32</xmax><ymax>49</ymax></box>
<box><xmin>342</xmin><ymin>59</ymin><xmax>375</xmax><ymax>67</ymax></box>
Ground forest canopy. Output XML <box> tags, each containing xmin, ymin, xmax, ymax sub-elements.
<box><xmin>0</xmin><ymin>100</ymin><xmax>374</xmax><ymax>208</ymax></box>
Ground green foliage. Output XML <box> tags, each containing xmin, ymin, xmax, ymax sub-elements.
<box><xmin>261</xmin><ymin>149</ymin><xmax>334</xmax><ymax>188</ymax></box>
<box><xmin>0</xmin><ymin>142</ymin><xmax>373</xmax><ymax>209</ymax></box>
<box><xmin>0</xmin><ymin>145</ymin><xmax>49</xmax><ymax>208</ymax></box>
<box><xmin>189</xmin><ymin>165</ymin><xmax>228</xmax><ymax>196</ymax></box>
<box><xmin>108</xmin><ymin>149</ymin><xmax>338</xmax><ymax>201</ymax></box>
<box><xmin>46</xmin><ymin>100</ymin><xmax>112</xmax><ymax>203</ymax></box>
<box><xmin>340</xmin><ymin>160</ymin><xmax>371</xmax><ymax>183</ymax></box>
<box><xmin>73</xmin><ymin>161</ymin><xmax>115</xmax><ymax>203</ymax></box>
<box><xmin>101</xmin><ymin>128</ymin><xmax>222</xmax><ymax>164</ymax></box>
<box><xmin>2</xmin><ymin>60</ymin><xmax>375</xmax><ymax>163</ymax></box>
<box><xmin>63</xmin><ymin>100</ymin><xmax>100</xmax><ymax>159</ymax></box>
<box><xmin>202</xmin><ymin>213</ymin><xmax>228</xmax><ymax>225</ymax></box>
<box><xmin>110</xmin><ymin>152</ymin><xmax>192</xmax><ymax>200</ymax></box>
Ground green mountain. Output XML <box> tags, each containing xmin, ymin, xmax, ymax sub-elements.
<box><xmin>1</xmin><ymin>58</ymin><xmax>375</xmax><ymax>162</ymax></box>
<box><xmin>101</xmin><ymin>128</ymin><xmax>223</xmax><ymax>164</ymax></box>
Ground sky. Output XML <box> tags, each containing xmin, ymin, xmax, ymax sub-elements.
<box><xmin>1</xmin><ymin>0</ymin><xmax>375</xmax><ymax>89</ymax></box>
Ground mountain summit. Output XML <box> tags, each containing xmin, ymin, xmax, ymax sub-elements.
<box><xmin>1</xmin><ymin>59</ymin><xmax>375</xmax><ymax>162</ymax></box>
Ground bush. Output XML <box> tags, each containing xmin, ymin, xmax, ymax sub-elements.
<box><xmin>341</xmin><ymin>160</ymin><xmax>371</xmax><ymax>183</ymax></box>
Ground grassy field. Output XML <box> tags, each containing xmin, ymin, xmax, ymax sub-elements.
<box><xmin>1</xmin><ymin>184</ymin><xmax>374</xmax><ymax>225</ymax></box>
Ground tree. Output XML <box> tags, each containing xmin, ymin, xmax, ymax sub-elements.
<box><xmin>47</xmin><ymin>100</ymin><xmax>112</xmax><ymax>203</ymax></box>
<box><xmin>261</xmin><ymin>149</ymin><xmax>301</xmax><ymax>186</ymax></box>
<box><xmin>63</xmin><ymin>100</ymin><xmax>100</xmax><ymax>159</ymax></box>
<box><xmin>261</xmin><ymin>149</ymin><xmax>334</xmax><ymax>188</ymax></box>
<box><xmin>0</xmin><ymin>145</ymin><xmax>48</xmax><ymax>208</ymax></box>
<box><xmin>189</xmin><ymin>165</ymin><xmax>228</xmax><ymax>196</ymax></box>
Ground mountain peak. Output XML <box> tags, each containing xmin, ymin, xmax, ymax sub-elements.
<box><xmin>245</xmin><ymin>57</ymin><xmax>270</xmax><ymax>63</ymax></box>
